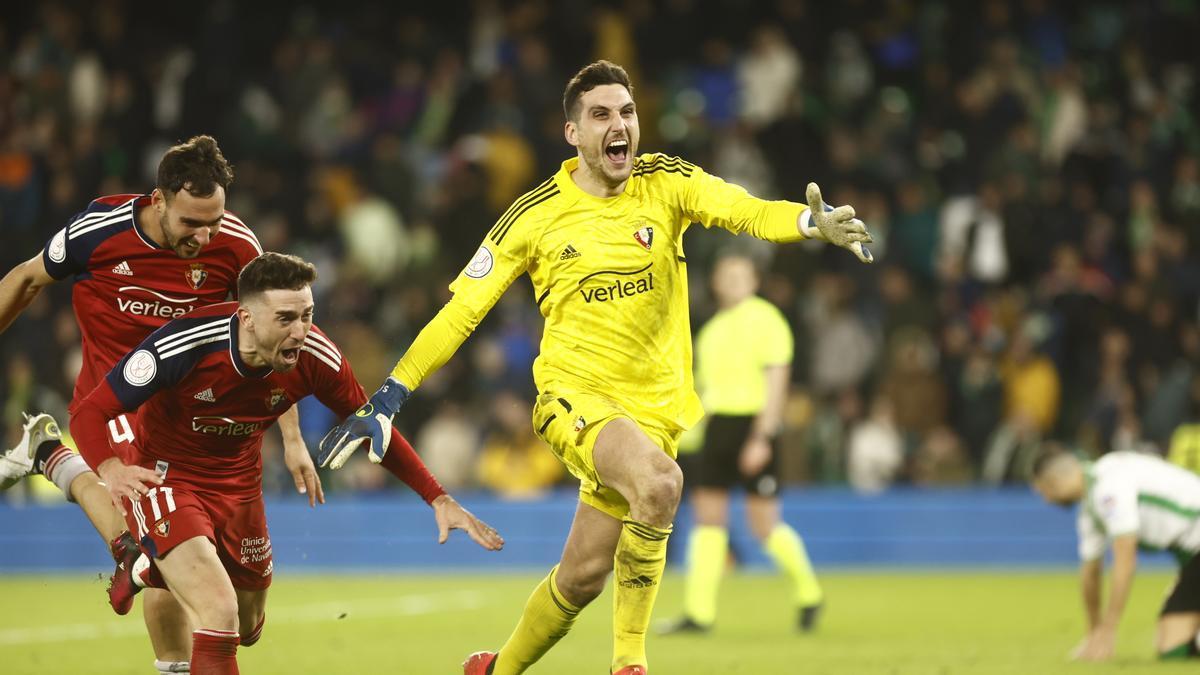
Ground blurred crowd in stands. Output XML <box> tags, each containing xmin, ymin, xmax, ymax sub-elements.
<box><xmin>2</xmin><ymin>0</ymin><xmax>1199</xmax><ymax>499</ymax></box>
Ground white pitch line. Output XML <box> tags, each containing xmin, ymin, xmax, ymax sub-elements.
<box><xmin>0</xmin><ymin>590</ymin><xmax>484</xmax><ymax>646</ymax></box>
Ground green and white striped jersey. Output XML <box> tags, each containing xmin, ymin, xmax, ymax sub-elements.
<box><xmin>1078</xmin><ymin>452</ymin><xmax>1200</xmax><ymax>563</ymax></box>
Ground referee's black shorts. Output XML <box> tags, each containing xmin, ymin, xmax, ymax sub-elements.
<box><xmin>692</xmin><ymin>414</ymin><xmax>780</xmax><ymax>498</ymax></box>
<box><xmin>1162</xmin><ymin>552</ymin><xmax>1200</xmax><ymax>615</ymax></box>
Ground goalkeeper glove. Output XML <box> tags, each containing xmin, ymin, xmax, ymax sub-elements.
<box><xmin>317</xmin><ymin>377</ymin><xmax>411</xmax><ymax>469</ymax></box>
<box><xmin>800</xmin><ymin>182</ymin><xmax>874</xmax><ymax>263</ymax></box>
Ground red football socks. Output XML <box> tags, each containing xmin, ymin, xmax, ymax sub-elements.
<box><xmin>191</xmin><ymin>628</ymin><xmax>239</xmax><ymax>674</ymax></box>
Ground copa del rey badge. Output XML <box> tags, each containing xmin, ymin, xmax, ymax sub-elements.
<box><xmin>634</xmin><ymin>225</ymin><xmax>654</xmax><ymax>251</ymax></box>
<box><xmin>185</xmin><ymin>263</ymin><xmax>208</xmax><ymax>290</ymax></box>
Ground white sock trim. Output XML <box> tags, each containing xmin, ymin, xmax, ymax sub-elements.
<box><xmin>47</xmin><ymin>452</ymin><xmax>90</xmax><ymax>503</ymax></box>
<box><xmin>153</xmin><ymin>659</ymin><xmax>190</xmax><ymax>673</ymax></box>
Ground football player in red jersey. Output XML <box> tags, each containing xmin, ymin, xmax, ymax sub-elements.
<box><xmin>71</xmin><ymin>252</ymin><xmax>503</xmax><ymax>675</ymax></box>
<box><xmin>0</xmin><ymin>136</ymin><xmax>320</xmax><ymax>674</ymax></box>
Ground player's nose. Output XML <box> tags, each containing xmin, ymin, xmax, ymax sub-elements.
<box><xmin>193</xmin><ymin>228</ymin><xmax>212</xmax><ymax>246</ymax></box>
<box><xmin>289</xmin><ymin>321</ymin><xmax>309</xmax><ymax>342</ymax></box>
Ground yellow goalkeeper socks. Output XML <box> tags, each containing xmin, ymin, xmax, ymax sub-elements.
<box><xmin>493</xmin><ymin>565</ymin><xmax>580</xmax><ymax>675</ymax></box>
<box><xmin>613</xmin><ymin>517</ymin><xmax>672</xmax><ymax>671</ymax></box>
<box><xmin>683</xmin><ymin>525</ymin><xmax>728</xmax><ymax>626</ymax></box>
<box><xmin>764</xmin><ymin>523</ymin><xmax>823</xmax><ymax>606</ymax></box>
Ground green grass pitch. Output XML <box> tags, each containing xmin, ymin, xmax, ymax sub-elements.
<box><xmin>1</xmin><ymin>570</ymin><xmax>1193</xmax><ymax>674</ymax></box>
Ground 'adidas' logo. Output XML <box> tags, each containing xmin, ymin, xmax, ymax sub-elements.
<box><xmin>618</xmin><ymin>575</ymin><xmax>657</xmax><ymax>589</ymax></box>
<box><xmin>559</xmin><ymin>245</ymin><xmax>581</xmax><ymax>260</ymax></box>
<box><xmin>112</xmin><ymin>260</ymin><xmax>134</xmax><ymax>276</ymax></box>
<box><xmin>193</xmin><ymin>388</ymin><xmax>216</xmax><ymax>402</ymax></box>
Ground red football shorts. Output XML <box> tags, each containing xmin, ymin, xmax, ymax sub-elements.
<box><xmin>125</xmin><ymin>485</ymin><xmax>273</xmax><ymax>591</ymax></box>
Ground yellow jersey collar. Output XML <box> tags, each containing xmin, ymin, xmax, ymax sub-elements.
<box><xmin>555</xmin><ymin>156</ymin><xmax>636</xmax><ymax>204</ymax></box>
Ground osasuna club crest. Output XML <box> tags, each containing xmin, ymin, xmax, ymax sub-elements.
<box><xmin>634</xmin><ymin>225</ymin><xmax>654</xmax><ymax>251</ymax></box>
<box><xmin>266</xmin><ymin>387</ymin><xmax>288</xmax><ymax>410</ymax></box>
<box><xmin>185</xmin><ymin>263</ymin><xmax>208</xmax><ymax>290</ymax></box>
<box><xmin>155</xmin><ymin>519</ymin><xmax>170</xmax><ymax>537</ymax></box>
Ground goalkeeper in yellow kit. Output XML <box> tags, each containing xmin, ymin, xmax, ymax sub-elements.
<box><xmin>318</xmin><ymin>60</ymin><xmax>873</xmax><ymax>675</ymax></box>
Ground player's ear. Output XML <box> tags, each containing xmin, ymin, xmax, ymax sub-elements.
<box><xmin>564</xmin><ymin>120</ymin><xmax>578</xmax><ymax>148</ymax></box>
<box><xmin>236</xmin><ymin>305</ymin><xmax>255</xmax><ymax>330</ymax></box>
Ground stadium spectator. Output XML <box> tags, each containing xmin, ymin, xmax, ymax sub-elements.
<box><xmin>2</xmin><ymin>1</ymin><xmax>1200</xmax><ymax>498</ymax></box>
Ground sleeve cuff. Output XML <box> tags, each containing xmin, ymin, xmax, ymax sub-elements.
<box><xmin>799</xmin><ymin>208</ymin><xmax>821</xmax><ymax>239</ymax></box>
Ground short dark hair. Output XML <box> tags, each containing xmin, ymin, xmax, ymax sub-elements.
<box><xmin>1030</xmin><ymin>443</ymin><xmax>1071</xmax><ymax>480</ymax></box>
<box><xmin>563</xmin><ymin>60</ymin><xmax>633</xmax><ymax>120</ymax></box>
<box><xmin>237</xmin><ymin>252</ymin><xmax>317</xmax><ymax>301</ymax></box>
<box><xmin>157</xmin><ymin>135</ymin><xmax>234</xmax><ymax>199</ymax></box>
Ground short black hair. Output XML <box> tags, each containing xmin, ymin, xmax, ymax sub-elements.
<box><xmin>563</xmin><ymin>60</ymin><xmax>633</xmax><ymax>120</ymax></box>
<box><xmin>1030</xmin><ymin>444</ymin><xmax>1071</xmax><ymax>480</ymax></box>
<box><xmin>157</xmin><ymin>135</ymin><xmax>234</xmax><ymax>199</ymax></box>
<box><xmin>237</xmin><ymin>252</ymin><xmax>317</xmax><ymax>301</ymax></box>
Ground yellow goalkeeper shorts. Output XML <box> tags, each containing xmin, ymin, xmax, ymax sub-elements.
<box><xmin>532</xmin><ymin>389</ymin><xmax>681</xmax><ymax>520</ymax></box>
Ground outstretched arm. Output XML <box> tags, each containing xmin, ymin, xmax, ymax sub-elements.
<box><xmin>677</xmin><ymin>160</ymin><xmax>873</xmax><ymax>262</ymax></box>
<box><xmin>1075</xmin><ymin>535</ymin><xmax>1137</xmax><ymax>661</ymax></box>
<box><xmin>0</xmin><ymin>253</ymin><xmax>55</xmax><ymax>334</ymax></box>
<box><xmin>319</xmin><ymin>234</ymin><xmax>531</xmax><ymax>468</ymax></box>
<box><xmin>308</xmin><ymin>349</ymin><xmax>504</xmax><ymax>551</ymax></box>
<box><xmin>1080</xmin><ymin>557</ymin><xmax>1103</xmax><ymax>633</ymax></box>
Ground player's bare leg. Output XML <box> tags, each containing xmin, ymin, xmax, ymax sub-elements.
<box><xmin>5</xmin><ymin>414</ymin><xmax>196</xmax><ymax>667</ymax></box>
<box><xmin>63</xmin><ymin>471</ymin><xmax>127</xmax><ymax>541</ymax></box>
<box><xmin>234</xmin><ymin>587</ymin><xmax>268</xmax><ymax>648</ymax></box>
<box><xmin>478</xmin><ymin>418</ymin><xmax>678</xmax><ymax>675</ymax></box>
<box><xmin>592</xmin><ymin>418</ymin><xmax>682</xmax><ymax>673</ymax></box>
<box><xmin>144</xmin><ymin>588</ymin><xmax>193</xmax><ymax>664</ymax></box>
<box><xmin>155</xmin><ymin>536</ymin><xmax>241</xmax><ymax>674</ymax></box>
<box><xmin>1157</xmin><ymin>612</ymin><xmax>1200</xmax><ymax>658</ymax></box>
<box><xmin>746</xmin><ymin>494</ymin><xmax>823</xmax><ymax>631</ymax></box>
<box><xmin>555</xmin><ymin>501</ymin><xmax>624</xmax><ymax>603</ymax></box>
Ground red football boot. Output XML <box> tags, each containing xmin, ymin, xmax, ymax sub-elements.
<box><xmin>462</xmin><ymin>651</ymin><xmax>498</xmax><ymax>675</ymax></box>
<box><xmin>106</xmin><ymin>532</ymin><xmax>143</xmax><ymax>615</ymax></box>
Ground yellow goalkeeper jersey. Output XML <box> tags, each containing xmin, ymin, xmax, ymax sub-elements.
<box><xmin>390</xmin><ymin>153</ymin><xmax>811</xmax><ymax>430</ymax></box>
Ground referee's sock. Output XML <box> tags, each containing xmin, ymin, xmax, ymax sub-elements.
<box><xmin>493</xmin><ymin>565</ymin><xmax>580</xmax><ymax>675</ymax></box>
<box><xmin>763</xmin><ymin>523</ymin><xmax>823</xmax><ymax>607</ymax></box>
<box><xmin>683</xmin><ymin>525</ymin><xmax>728</xmax><ymax>626</ymax></box>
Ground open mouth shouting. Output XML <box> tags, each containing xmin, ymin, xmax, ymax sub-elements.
<box><xmin>604</xmin><ymin>138</ymin><xmax>630</xmax><ymax>169</ymax></box>
<box><xmin>280</xmin><ymin>347</ymin><xmax>300</xmax><ymax>366</ymax></box>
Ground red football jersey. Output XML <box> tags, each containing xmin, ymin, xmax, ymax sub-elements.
<box><xmin>42</xmin><ymin>194</ymin><xmax>262</xmax><ymax>408</ymax></box>
<box><xmin>71</xmin><ymin>302</ymin><xmax>444</xmax><ymax>502</ymax></box>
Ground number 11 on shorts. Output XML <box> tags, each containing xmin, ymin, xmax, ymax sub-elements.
<box><xmin>145</xmin><ymin>486</ymin><xmax>176</xmax><ymax>520</ymax></box>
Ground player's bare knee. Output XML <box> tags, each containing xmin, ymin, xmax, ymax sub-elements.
<box><xmin>197</xmin><ymin>590</ymin><xmax>240</xmax><ymax>631</ymax></box>
<box><xmin>635</xmin><ymin>460</ymin><xmax>683</xmax><ymax>521</ymax></box>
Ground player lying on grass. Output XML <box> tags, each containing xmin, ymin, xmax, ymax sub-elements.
<box><xmin>318</xmin><ymin>59</ymin><xmax>872</xmax><ymax>675</ymax></box>
<box><xmin>70</xmin><ymin>252</ymin><xmax>503</xmax><ymax>675</ymax></box>
<box><xmin>1032</xmin><ymin>447</ymin><xmax>1200</xmax><ymax>661</ymax></box>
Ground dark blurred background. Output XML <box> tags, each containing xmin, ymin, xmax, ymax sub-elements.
<box><xmin>2</xmin><ymin>0</ymin><xmax>1199</xmax><ymax>501</ymax></box>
